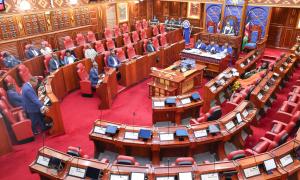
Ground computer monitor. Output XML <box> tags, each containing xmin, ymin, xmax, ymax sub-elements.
<box><xmin>106</xmin><ymin>125</ymin><xmax>118</xmax><ymax>136</ymax></box>
<box><xmin>86</xmin><ymin>167</ymin><xmax>102</xmax><ymax>179</ymax></box>
<box><xmin>191</xmin><ymin>92</ymin><xmax>201</xmax><ymax>101</ymax></box>
<box><xmin>138</xmin><ymin>129</ymin><xmax>152</xmax><ymax>140</ymax></box>
<box><xmin>165</xmin><ymin>98</ymin><xmax>176</xmax><ymax>106</ymax></box>
<box><xmin>175</xmin><ymin>129</ymin><xmax>188</xmax><ymax>141</ymax></box>
<box><xmin>178</xmin><ymin>172</ymin><xmax>193</xmax><ymax>180</ymax></box>
<box><xmin>110</xmin><ymin>174</ymin><xmax>129</xmax><ymax>180</ymax></box>
<box><xmin>263</xmin><ymin>159</ymin><xmax>277</xmax><ymax>173</ymax></box>
<box><xmin>49</xmin><ymin>157</ymin><xmax>62</xmax><ymax>170</ymax></box>
<box><xmin>208</xmin><ymin>124</ymin><xmax>220</xmax><ymax>135</ymax></box>
<box><xmin>131</xmin><ymin>172</ymin><xmax>145</xmax><ymax>180</ymax></box>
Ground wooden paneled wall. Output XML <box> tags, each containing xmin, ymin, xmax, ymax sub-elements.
<box><xmin>267</xmin><ymin>7</ymin><xmax>300</xmax><ymax>49</ymax></box>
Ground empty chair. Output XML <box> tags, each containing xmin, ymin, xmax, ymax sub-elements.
<box><xmin>123</xmin><ymin>33</ymin><xmax>132</xmax><ymax>46</ymax></box>
<box><xmin>0</xmin><ymin>101</ymin><xmax>34</xmax><ymax>142</ymax></box>
<box><xmin>276</xmin><ymin>101</ymin><xmax>299</xmax><ymax>124</ymax></box>
<box><xmin>114</xmin><ymin>25</ymin><xmax>121</xmax><ymax>37</ymax></box>
<box><xmin>44</xmin><ymin>54</ymin><xmax>52</xmax><ymax>75</ymax></box>
<box><xmin>106</xmin><ymin>38</ymin><xmax>115</xmax><ymax>50</ymax></box>
<box><xmin>67</xmin><ymin>146</ymin><xmax>89</xmax><ymax>159</ymax></box>
<box><xmin>63</xmin><ymin>36</ymin><xmax>75</xmax><ymax>50</ymax></box>
<box><xmin>142</xmin><ymin>19</ymin><xmax>148</xmax><ymax>29</ymax></box>
<box><xmin>122</xmin><ymin>23</ymin><xmax>129</xmax><ymax>33</ymax></box>
<box><xmin>4</xmin><ymin>75</ymin><xmax>21</xmax><ymax>94</ymax></box>
<box><xmin>114</xmin><ymin>155</ymin><xmax>140</xmax><ymax>166</ymax></box>
<box><xmin>95</xmin><ymin>41</ymin><xmax>105</xmax><ymax>54</ymax></box>
<box><xmin>135</xmin><ymin>20</ymin><xmax>142</xmax><ymax>32</ymax></box>
<box><xmin>152</xmin><ymin>36</ymin><xmax>160</xmax><ymax>50</ymax></box>
<box><xmin>140</xmin><ymin>29</ymin><xmax>147</xmax><ymax>40</ymax></box>
<box><xmin>86</xmin><ymin>31</ymin><xmax>96</xmax><ymax>43</ymax></box>
<box><xmin>245</xmin><ymin>137</ymin><xmax>277</xmax><ymax>155</ymax></box>
<box><xmin>116</xmin><ymin>48</ymin><xmax>127</xmax><ymax>62</ymax></box>
<box><xmin>76</xmin><ymin>63</ymin><xmax>92</xmax><ymax>96</ymax></box>
<box><xmin>75</xmin><ymin>33</ymin><xmax>86</xmax><ymax>46</ymax></box>
<box><xmin>172</xmin><ymin>157</ymin><xmax>196</xmax><ymax>166</ymax></box>
<box><xmin>159</xmin><ymin>24</ymin><xmax>166</xmax><ymax>34</ymax></box>
<box><xmin>104</xmin><ymin>28</ymin><xmax>113</xmax><ymax>39</ymax></box>
<box><xmin>227</xmin><ymin>150</ymin><xmax>246</xmax><ymax>160</ymax></box>
<box><xmin>288</xmin><ymin>93</ymin><xmax>300</xmax><ymax>104</ymax></box>
<box><xmin>152</xmin><ymin>25</ymin><xmax>159</xmax><ymax>36</ymax></box>
<box><xmin>159</xmin><ymin>33</ymin><xmax>168</xmax><ymax>47</ymax></box>
<box><xmin>127</xmin><ymin>45</ymin><xmax>138</xmax><ymax>59</ymax></box>
<box><xmin>291</xmin><ymin>85</ymin><xmax>300</xmax><ymax>94</ymax></box>
<box><xmin>131</xmin><ymin>31</ymin><xmax>140</xmax><ymax>43</ymax></box>
<box><xmin>189</xmin><ymin>106</ymin><xmax>222</xmax><ymax>125</ymax></box>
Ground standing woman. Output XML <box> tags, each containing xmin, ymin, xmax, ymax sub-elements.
<box><xmin>182</xmin><ymin>20</ymin><xmax>192</xmax><ymax>45</ymax></box>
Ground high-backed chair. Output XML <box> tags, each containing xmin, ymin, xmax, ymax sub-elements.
<box><xmin>152</xmin><ymin>25</ymin><xmax>159</xmax><ymax>36</ymax></box>
<box><xmin>104</xmin><ymin>28</ymin><xmax>113</xmax><ymax>39</ymax></box>
<box><xmin>0</xmin><ymin>88</ymin><xmax>23</xmax><ymax>112</ymax></box>
<box><xmin>17</xmin><ymin>64</ymin><xmax>32</xmax><ymax>83</ymax></box>
<box><xmin>67</xmin><ymin>146</ymin><xmax>89</xmax><ymax>159</ymax></box>
<box><xmin>159</xmin><ymin>33</ymin><xmax>168</xmax><ymax>47</ymax></box>
<box><xmin>288</xmin><ymin>93</ymin><xmax>300</xmax><ymax>104</ymax></box>
<box><xmin>116</xmin><ymin>48</ymin><xmax>127</xmax><ymax>62</ymax></box>
<box><xmin>95</xmin><ymin>41</ymin><xmax>105</xmax><ymax>54</ymax></box>
<box><xmin>172</xmin><ymin>157</ymin><xmax>196</xmax><ymax>166</ymax></box>
<box><xmin>159</xmin><ymin>24</ymin><xmax>166</xmax><ymax>34</ymax></box>
<box><xmin>122</xmin><ymin>23</ymin><xmax>129</xmax><ymax>34</ymax></box>
<box><xmin>75</xmin><ymin>33</ymin><xmax>86</xmax><ymax>46</ymax></box>
<box><xmin>244</xmin><ymin>25</ymin><xmax>262</xmax><ymax>51</ymax></box>
<box><xmin>190</xmin><ymin>106</ymin><xmax>222</xmax><ymax>125</ymax></box>
<box><xmin>152</xmin><ymin>36</ymin><xmax>160</xmax><ymax>50</ymax></box>
<box><xmin>291</xmin><ymin>85</ymin><xmax>300</xmax><ymax>94</ymax></box>
<box><xmin>142</xmin><ymin>19</ymin><xmax>148</xmax><ymax>29</ymax></box>
<box><xmin>114</xmin><ymin>25</ymin><xmax>121</xmax><ymax>37</ymax></box>
<box><xmin>123</xmin><ymin>33</ymin><xmax>132</xmax><ymax>46</ymax></box>
<box><xmin>245</xmin><ymin>137</ymin><xmax>277</xmax><ymax>155</ymax></box>
<box><xmin>127</xmin><ymin>45</ymin><xmax>138</xmax><ymax>59</ymax></box>
<box><xmin>44</xmin><ymin>54</ymin><xmax>52</xmax><ymax>75</ymax></box>
<box><xmin>140</xmin><ymin>29</ymin><xmax>147</xmax><ymax>40</ymax></box>
<box><xmin>63</xmin><ymin>36</ymin><xmax>75</xmax><ymax>50</ymax></box>
<box><xmin>132</xmin><ymin>31</ymin><xmax>140</xmax><ymax>43</ymax></box>
<box><xmin>76</xmin><ymin>63</ymin><xmax>92</xmax><ymax>96</ymax></box>
<box><xmin>0</xmin><ymin>101</ymin><xmax>34</xmax><ymax>142</ymax></box>
<box><xmin>114</xmin><ymin>155</ymin><xmax>140</xmax><ymax>166</ymax></box>
<box><xmin>275</xmin><ymin>101</ymin><xmax>299</xmax><ymax>124</ymax></box>
<box><xmin>106</xmin><ymin>38</ymin><xmax>115</xmax><ymax>50</ymax></box>
<box><xmin>135</xmin><ymin>21</ymin><xmax>142</xmax><ymax>32</ymax></box>
<box><xmin>4</xmin><ymin>75</ymin><xmax>21</xmax><ymax>94</ymax></box>
<box><xmin>207</xmin><ymin>21</ymin><xmax>216</xmax><ymax>33</ymax></box>
<box><xmin>87</xmin><ymin>31</ymin><xmax>96</xmax><ymax>43</ymax></box>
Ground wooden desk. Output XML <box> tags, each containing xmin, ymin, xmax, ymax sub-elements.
<box><xmin>235</xmin><ymin>50</ymin><xmax>261</xmax><ymax>75</ymax></box>
<box><xmin>273</xmin><ymin>54</ymin><xmax>297</xmax><ymax>80</ymax></box>
<box><xmin>96</xmin><ymin>68</ymin><xmax>118</xmax><ymax>109</ymax></box>
<box><xmin>181</xmin><ymin>49</ymin><xmax>231</xmax><ymax>76</ymax></box>
<box><xmin>196</xmin><ymin>161</ymin><xmax>239</xmax><ymax>180</ymax></box>
<box><xmin>148</xmin><ymin>61</ymin><xmax>205</xmax><ymax>97</ymax></box>
<box><xmin>152</xmin><ymin>92</ymin><xmax>203</xmax><ymax>125</ymax></box>
<box><xmin>203</xmin><ymin>67</ymin><xmax>238</xmax><ymax>113</ymax></box>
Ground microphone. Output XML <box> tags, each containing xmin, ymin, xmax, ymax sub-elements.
<box><xmin>132</xmin><ymin>112</ymin><xmax>136</xmax><ymax>131</ymax></box>
<box><xmin>167</xmin><ymin>158</ymin><xmax>170</xmax><ymax>179</ymax></box>
<box><xmin>115</xmin><ymin>163</ymin><xmax>122</xmax><ymax>178</ymax></box>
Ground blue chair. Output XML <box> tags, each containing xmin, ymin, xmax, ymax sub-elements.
<box><xmin>244</xmin><ymin>25</ymin><xmax>262</xmax><ymax>51</ymax></box>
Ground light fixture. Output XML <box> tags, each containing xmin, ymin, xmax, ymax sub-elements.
<box><xmin>19</xmin><ymin>0</ymin><xmax>31</xmax><ymax>11</ymax></box>
<box><xmin>69</xmin><ymin>0</ymin><xmax>78</xmax><ymax>5</ymax></box>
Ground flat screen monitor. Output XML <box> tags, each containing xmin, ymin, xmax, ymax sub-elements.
<box><xmin>201</xmin><ymin>173</ymin><xmax>219</xmax><ymax>180</ymax></box>
<box><xmin>110</xmin><ymin>174</ymin><xmax>129</xmax><ymax>180</ymax></box>
<box><xmin>263</xmin><ymin>159</ymin><xmax>277</xmax><ymax>172</ymax></box>
<box><xmin>36</xmin><ymin>155</ymin><xmax>50</xmax><ymax>167</ymax></box>
<box><xmin>49</xmin><ymin>157</ymin><xmax>62</xmax><ymax>170</ymax></box>
<box><xmin>179</xmin><ymin>172</ymin><xmax>193</xmax><ymax>180</ymax></box>
<box><xmin>131</xmin><ymin>172</ymin><xmax>145</xmax><ymax>180</ymax></box>
<box><xmin>86</xmin><ymin>167</ymin><xmax>101</xmax><ymax>179</ymax></box>
<box><xmin>280</xmin><ymin>154</ymin><xmax>293</xmax><ymax>167</ymax></box>
<box><xmin>243</xmin><ymin>166</ymin><xmax>260</xmax><ymax>178</ymax></box>
<box><xmin>68</xmin><ymin>166</ymin><xmax>86</xmax><ymax>178</ymax></box>
<box><xmin>0</xmin><ymin>0</ymin><xmax>5</xmax><ymax>11</ymax></box>
<box><xmin>156</xmin><ymin>177</ymin><xmax>175</xmax><ymax>180</ymax></box>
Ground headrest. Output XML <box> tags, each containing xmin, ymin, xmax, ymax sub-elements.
<box><xmin>175</xmin><ymin>157</ymin><xmax>195</xmax><ymax>165</ymax></box>
<box><xmin>64</xmin><ymin>36</ymin><xmax>71</xmax><ymax>40</ymax></box>
<box><xmin>207</xmin><ymin>106</ymin><xmax>222</xmax><ymax>121</ymax></box>
<box><xmin>228</xmin><ymin>150</ymin><xmax>246</xmax><ymax>160</ymax></box>
<box><xmin>116</xmin><ymin>155</ymin><xmax>135</xmax><ymax>165</ymax></box>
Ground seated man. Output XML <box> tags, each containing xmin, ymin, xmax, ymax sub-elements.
<box><xmin>146</xmin><ymin>40</ymin><xmax>156</xmax><ymax>53</ymax></box>
<box><xmin>89</xmin><ymin>62</ymin><xmax>99</xmax><ymax>88</ymax></box>
<box><xmin>7</xmin><ymin>84</ymin><xmax>23</xmax><ymax>108</ymax></box>
<box><xmin>176</xmin><ymin>18</ymin><xmax>182</xmax><ymax>26</ymax></box>
<box><xmin>2</xmin><ymin>51</ymin><xmax>21</xmax><ymax>68</ymax></box>
<box><xmin>164</xmin><ymin>16</ymin><xmax>169</xmax><ymax>25</ymax></box>
<box><xmin>40</xmin><ymin>42</ymin><xmax>53</xmax><ymax>56</ymax></box>
<box><xmin>63</xmin><ymin>50</ymin><xmax>77</xmax><ymax>65</ymax></box>
<box><xmin>194</xmin><ymin>39</ymin><xmax>206</xmax><ymax>50</ymax></box>
<box><xmin>107</xmin><ymin>50</ymin><xmax>121</xmax><ymax>68</ymax></box>
<box><xmin>222</xmin><ymin>22</ymin><xmax>235</xmax><ymax>35</ymax></box>
<box><xmin>206</xmin><ymin>41</ymin><xmax>219</xmax><ymax>54</ymax></box>
<box><xmin>151</xmin><ymin>16</ymin><xmax>159</xmax><ymax>24</ymax></box>
<box><xmin>26</xmin><ymin>44</ymin><xmax>42</xmax><ymax>59</ymax></box>
<box><xmin>221</xmin><ymin>43</ymin><xmax>233</xmax><ymax>55</ymax></box>
<box><xmin>169</xmin><ymin>18</ymin><xmax>176</xmax><ymax>26</ymax></box>
<box><xmin>49</xmin><ymin>53</ymin><xmax>61</xmax><ymax>73</ymax></box>
<box><xmin>84</xmin><ymin>44</ymin><xmax>98</xmax><ymax>62</ymax></box>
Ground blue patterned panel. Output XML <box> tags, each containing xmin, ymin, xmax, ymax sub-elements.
<box><xmin>224</xmin><ymin>5</ymin><xmax>243</xmax><ymax>35</ymax></box>
<box><xmin>246</xmin><ymin>6</ymin><xmax>270</xmax><ymax>38</ymax></box>
<box><xmin>226</xmin><ymin>0</ymin><xmax>244</xmax><ymax>6</ymax></box>
<box><xmin>208</xmin><ymin>26</ymin><xmax>215</xmax><ymax>33</ymax></box>
<box><xmin>251</xmin><ymin>31</ymin><xmax>258</xmax><ymax>43</ymax></box>
<box><xmin>206</xmin><ymin>4</ymin><xmax>222</xmax><ymax>25</ymax></box>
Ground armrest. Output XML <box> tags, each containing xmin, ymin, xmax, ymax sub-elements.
<box><xmin>265</xmin><ymin>131</ymin><xmax>276</xmax><ymax>140</ymax></box>
<box><xmin>245</xmin><ymin>148</ymin><xmax>258</xmax><ymax>156</ymax></box>
<box><xmin>197</xmin><ymin>116</ymin><xmax>208</xmax><ymax>123</ymax></box>
<box><xmin>189</xmin><ymin>118</ymin><xmax>199</xmax><ymax>125</ymax></box>
<box><xmin>272</xmin><ymin>120</ymin><xmax>287</xmax><ymax>127</ymax></box>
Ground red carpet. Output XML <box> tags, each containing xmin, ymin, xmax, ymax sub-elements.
<box><xmin>0</xmin><ymin>47</ymin><xmax>295</xmax><ymax>180</ymax></box>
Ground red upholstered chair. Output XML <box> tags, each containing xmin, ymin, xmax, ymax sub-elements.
<box><xmin>142</xmin><ymin>19</ymin><xmax>148</xmax><ymax>29</ymax></box>
<box><xmin>159</xmin><ymin>24</ymin><xmax>166</xmax><ymax>34</ymax></box>
<box><xmin>0</xmin><ymin>88</ymin><xmax>23</xmax><ymax>112</ymax></box>
<box><xmin>172</xmin><ymin>157</ymin><xmax>196</xmax><ymax>166</ymax></box>
<box><xmin>106</xmin><ymin>38</ymin><xmax>115</xmax><ymax>50</ymax></box>
<box><xmin>222</xmin><ymin>100</ymin><xmax>240</xmax><ymax>115</ymax></box>
<box><xmin>104</xmin><ymin>28</ymin><xmax>113</xmax><ymax>39</ymax></box>
<box><xmin>95</xmin><ymin>41</ymin><xmax>105</xmax><ymax>54</ymax></box>
<box><xmin>132</xmin><ymin>31</ymin><xmax>140</xmax><ymax>43</ymax></box>
<box><xmin>75</xmin><ymin>33</ymin><xmax>86</xmax><ymax>46</ymax></box>
<box><xmin>116</xmin><ymin>48</ymin><xmax>127</xmax><ymax>62</ymax></box>
<box><xmin>67</xmin><ymin>146</ymin><xmax>89</xmax><ymax>159</ymax></box>
<box><xmin>140</xmin><ymin>29</ymin><xmax>147</xmax><ymax>40</ymax></box>
<box><xmin>275</xmin><ymin>101</ymin><xmax>299</xmax><ymax>124</ymax></box>
<box><xmin>227</xmin><ymin>150</ymin><xmax>246</xmax><ymax>160</ymax></box>
<box><xmin>114</xmin><ymin>155</ymin><xmax>140</xmax><ymax>166</ymax></box>
<box><xmin>0</xmin><ymin>101</ymin><xmax>33</xmax><ymax>142</ymax></box>
<box><xmin>87</xmin><ymin>31</ymin><xmax>96</xmax><ymax>43</ymax></box>
<box><xmin>288</xmin><ymin>93</ymin><xmax>300</xmax><ymax>104</ymax></box>
<box><xmin>152</xmin><ymin>26</ymin><xmax>159</xmax><ymax>36</ymax></box>
<box><xmin>123</xmin><ymin>33</ymin><xmax>132</xmax><ymax>46</ymax></box>
<box><xmin>122</xmin><ymin>23</ymin><xmax>129</xmax><ymax>34</ymax></box>
<box><xmin>104</xmin><ymin>51</ymin><xmax>111</xmax><ymax>67</ymax></box>
<box><xmin>76</xmin><ymin>63</ymin><xmax>92</xmax><ymax>96</ymax></box>
<box><xmin>190</xmin><ymin>106</ymin><xmax>222</xmax><ymax>125</ymax></box>
<box><xmin>135</xmin><ymin>21</ymin><xmax>142</xmax><ymax>32</ymax></box>
<box><xmin>17</xmin><ymin>64</ymin><xmax>32</xmax><ymax>83</ymax></box>
<box><xmin>159</xmin><ymin>33</ymin><xmax>168</xmax><ymax>47</ymax></box>
<box><xmin>127</xmin><ymin>45</ymin><xmax>139</xmax><ymax>59</ymax></box>
<box><xmin>152</xmin><ymin>36</ymin><xmax>160</xmax><ymax>50</ymax></box>
<box><xmin>4</xmin><ymin>75</ymin><xmax>21</xmax><ymax>94</ymax></box>
<box><xmin>114</xmin><ymin>25</ymin><xmax>121</xmax><ymax>37</ymax></box>
<box><xmin>60</xmin><ymin>50</ymin><xmax>66</xmax><ymax>60</ymax></box>
<box><xmin>63</xmin><ymin>36</ymin><xmax>75</xmax><ymax>50</ymax></box>
<box><xmin>44</xmin><ymin>54</ymin><xmax>52</xmax><ymax>75</ymax></box>
<box><xmin>143</xmin><ymin>39</ymin><xmax>148</xmax><ymax>54</ymax></box>
<box><xmin>291</xmin><ymin>86</ymin><xmax>300</xmax><ymax>94</ymax></box>
<box><xmin>244</xmin><ymin>25</ymin><xmax>262</xmax><ymax>51</ymax></box>
<box><xmin>245</xmin><ymin>137</ymin><xmax>277</xmax><ymax>155</ymax></box>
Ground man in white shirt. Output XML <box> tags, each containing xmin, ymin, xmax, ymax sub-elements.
<box><xmin>84</xmin><ymin>44</ymin><xmax>98</xmax><ymax>62</ymax></box>
<box><xmin>40</xmin><ymin>43</ymin><xmax>53</xmax><ymax>55</ymax></box>
<box><xmin>63</xmin><ymin>50</ymin><xmax>76</xmax><ymax>65</ymax></box>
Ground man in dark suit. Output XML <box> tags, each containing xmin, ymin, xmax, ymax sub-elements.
<box><xmin>146</xmin><ymin>40</ymin><xmax>156</xmax><ymax>53</ymax></box>
<box><xmin>107</xmin><ymin>50</ymin><xmax>121</xmax><ymax>68</ymax></box>
<box><xmin>7</xmin><ymin>84</ymin><xmax>23</xmax><ymax>108</ymax></box>
<box><xmin>194</xmin><ymin>39</ymin><xmax>206</xmax><ymax>50</ymax></box>
<box><xmin>2</xmin><ymin>51</ymin><xmax>21</xmax><ymax>68</ymax></box>
<box><xmin>206</xmin><ymin>41</ymin><xmax>219</xmax><ymax>54</ymax></box>
<box><xmin>89</xmin><ymin>62</ymin><xmax>99</xmax><ymax>88</ymax></box>
<box><xmin>22</xmin><ymin>77</ymin><xmax>48</xmax><ymax>135</ymax></box>
<box><xmin>49</xmin><ymin>53</ymin><xmax>60</xmax><ymax>73</ymax></box>
<box><xmin>25</xmin><ymin>44</ymin><xmax>42</xmax><ymax>59</ymax></box>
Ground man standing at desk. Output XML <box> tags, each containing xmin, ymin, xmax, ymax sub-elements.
<box><xmin>194</xmin><ymin>39</ymin><xmax>206</xmax><ymax>50</ymax></box>
<box><xmin>22</xmin><ymin>77</ymin><xmax>48</xmax><ymax>135</ymax></box>
<box><xmin>222</xmin><ymin>22</ymin><xmax>235</xmax><ymax>35</ymax></box>
<box><xmin>146</xmin><ymin>40</ymin><xmax>156</xmax><ymax>53</ymax></box>
<box><xmin>107</xmin><ymin>50</ymin><xmax>121</xmax><ymax>68</ymax></box>
<box><xmin>206</xmin><ymin>41</ymin><xmax>219</xmax><ymax>54</ymax></box>
<box><xmin>89</xmin><ymin>62</ymin><xmax>99</xmax><ymax>88</ymax></box>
